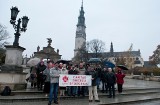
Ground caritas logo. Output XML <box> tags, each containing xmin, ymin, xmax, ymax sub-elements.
<box><xmin>62</xmin><ymin>76</ymin><xmax>68</xmax><ymax>82</ymax></box>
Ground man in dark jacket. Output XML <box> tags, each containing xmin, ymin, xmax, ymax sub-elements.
<box><xmin>101</xmin><ymin>67</ymin><xmax>108</xmax><ymax>93</ymax></box>
<box><xmin>106</xmin><ymin>68</ymin><xmax>116</xmax><ymax>98</ymax></box>
<box><xmin>86</xmin><ymin>66</ymin><xmax>100</xmax><ymax>102</ymax></box>
<box><xmin>37</xmin><ymin>61</ymin><xmax>46</xmax><ymax>90</ymax></box>
<box><xmin>95</xmin><ymin>64</ymin><xmax>102</xmax><ymax>89</ymax></box>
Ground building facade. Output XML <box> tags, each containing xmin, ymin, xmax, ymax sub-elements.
<box><xmin>73</xmin><ymin>2</ymin><xmax>144</xmax><ymax>68</ymax></box>
<box><xmin>34</xmin><ymin>39</ymin><xmax>61</xmax><ymax>62</ymax></box>
<box><xmin>102</xmin><ymin>42</ymin><xmax>144</xmax><ymax>68</ymax></box>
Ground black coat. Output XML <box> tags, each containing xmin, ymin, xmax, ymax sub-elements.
<box><xmin>37</xmin><ymin>64</ymin><xmax>46</xmax><ymax>77</ymax></box>
<box><xmin>68</xmin><ymin>69</ymin><xmax>78</xmax><ymax>75</ymax></box>
<box><xmin>95</xmin><ymin>67</ymin><xmax>102</xmax><ymax>78</ymax></box>
<box><xmin>86</xmin><ymin>70</ymin><xmax>98</xmax><ymax>86</ymax></box>
<box><xmin>106</xmin><ymin>72</ymin><xmax>116</xmax><ymax>84</ymax></box>
<box><xmin>101</xmin><ymin>70</ymin><xmax>108</xmax><ymax>83</ymax></box>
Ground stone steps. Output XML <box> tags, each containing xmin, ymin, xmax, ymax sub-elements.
<box><xmin>1</xmin><ymin>92</ymin><xmax>159</xmax><ymax>105</ymax></box>
<box><xmin>99</xmin><ymin>92</ymin><xmax>160</xmax><ymax>105</ymax></box>
<box><xmin>11</xmin><ymin>87</ymin><xmax>160</xmax><ymax>95</ymax></box>
<box><xmin>1</xmin><ymin>88</ymin><xmax>160</xmax><ymax>102</ymax></box>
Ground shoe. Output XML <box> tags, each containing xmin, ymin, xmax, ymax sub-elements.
<box><xmin>113</xmin><ymin>95</ymin><xmax>115</xmax><ymax>98</ymax></box>
<box><xmin>89</xmin><ymin>100</ymin><xmax>92</xmax><ymax>102</ymax></box>
<box><xmin>54</xmin><ymin>101</ymin><xmax>58</xmax><ymax>104</ymax></box>
<box><xmin>48</xmin><ymin>102</ymin><xmax>51</xmax><ymax>105</ymax></box>
<box><xmin>95</xmin><ymin>100</ymin><xmax>100</xmax><ymax>102</ymax></box>
<box><xmin>108</xmin><ymin>96</ymin><xmax>112</xmax><ymax>98</ymax></box>
<box><xmin>82</xmin><ymin>94</ymin><xmax>85</xmax><ymax>97</ymax></box>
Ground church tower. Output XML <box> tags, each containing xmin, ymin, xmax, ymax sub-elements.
<box><xmin>110</xmin><ymin>42</ymin><xmax>114</xmax><ymax>57</ymax></box>
<box><xmin>74</xmin><ymin>0</ymin><xmax>86</xmax><ymax>57</ymax></box>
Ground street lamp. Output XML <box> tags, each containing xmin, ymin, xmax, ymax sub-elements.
<box><xmin>10</xmin><ymin>6</ymin><xmax>29</xmax><ymax>46</ymax></box>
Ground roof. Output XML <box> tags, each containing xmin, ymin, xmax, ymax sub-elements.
<box><xmin>143</xmin><ymin>61</ymin><xmax>157</xmax><ymax>68</ymax></box>
<box><xmin>88</xmin><ymin>50</ymin><xmax>141</xmax><ymax>58</ymax></box>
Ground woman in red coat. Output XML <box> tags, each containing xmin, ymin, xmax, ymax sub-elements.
<box><xmin>115</xmin><ymin>67</ymin><xmax>125</xmax><ymax>93</ymax></box>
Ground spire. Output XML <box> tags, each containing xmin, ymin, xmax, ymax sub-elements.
<box><xmin>77</xmin><ymin>0</ymin><xmax>86</xmax><ymax>27</ymax></box>
<box><xmin>110</xmin><ymin>42</ymin><xmax>114</xmax><ymax>57</ymax></box>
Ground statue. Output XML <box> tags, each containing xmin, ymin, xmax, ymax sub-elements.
<box><xmin>37</xmin><ymin>46</ymin><xmax>40</xmax><ymax>52</ymax></box>
<box><xmin>47</xmin><ymin>38</ymin><xmax>52</xmax><ymax>47</ymax></box>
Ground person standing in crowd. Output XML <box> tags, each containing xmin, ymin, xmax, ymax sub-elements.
<box><xmin>68</xmin><ymin>65</ymin><xmax>79</xmax><ymax>96</ymax></box>
<box><xmin>59</xmin><ymin>63</ymin><xmax>63</xmax><ymax>70</ymax></box>
<box><xmin>37</xmin><ymin>61</ymin><xmax>46</xmax><ymax>90</ymax></box>
<box><xmin>43</xmin><ymin>61</ymin><xmax>53</xmax><ymax>97</ymax></box>
<box><xmin>77</xmin><ymin>63</ymin><xmax>86</xmax><ymax>97</ymax></box>
<box><xmin>86</xmin><ymin>66</ymin><xmax>100</xmax><ymax>102</ymax></box>
<box><xmin>29</xmin><ymin>66</ymin><xmax>37</xmax><ymax>88</ymax></box>
<box><xmin>48</xmin><ymin>63</ymin><xmax>60</xmax><ymax>105</ymax></box>
<box><xmin>116</xmin><ymin>67</ymin><xmax>126</xmax><ymax>93</ymax></box>
<box><xmin>60</xmin><ymin>64</ymin><xmax>68</xmax><ymax>96</ymax></box>
<box><xmin>95</xmin><ymin>64</ymin><xmax>102</xmax><ymax>89</ymax></box>
<box><xmin>101</xmin><ymin>67</ymin><xmax>108</xmax><ymax>93</ymax></box>
<box><xmin>85</xmin><ymin>64</ymin><xmax>90</xmax><ymax>70</ymax></box>
<box><xmin>106</xmin><ymin>68</ymin><xmax>116</xmax><ymax>98</ymax></box>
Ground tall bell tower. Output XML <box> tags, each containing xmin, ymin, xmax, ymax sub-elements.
<box><xmin>74</xmin><ymin>0</ymin><xmax>86</xmax><ymax>57</ymax></box>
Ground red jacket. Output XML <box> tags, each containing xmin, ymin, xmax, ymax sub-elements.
<box><xmin>116</xmin><ymin>73</ymin><xmax>125</xmax><ymax>84</ymax></box>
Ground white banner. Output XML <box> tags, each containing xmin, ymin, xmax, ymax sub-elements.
<box><xmin>59</xmin><ymin>75</ymin><xmax>92</xmax><ymax>86</ymax></box>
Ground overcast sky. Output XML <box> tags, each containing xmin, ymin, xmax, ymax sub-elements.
<box><xmin>0</xmin><ymin>0</ymin><xmax>160</xmax><ymax>61</ymax></box>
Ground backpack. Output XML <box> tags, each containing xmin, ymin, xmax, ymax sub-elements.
<box><xmin>1</xmin><ymin>86</ymin><xmax>11</xmax><ymax>96</ymax></box>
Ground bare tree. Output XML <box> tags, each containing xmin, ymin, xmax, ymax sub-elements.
<box><xmin>73</xmin><ymin>41</ymin><xmax>90</xmax><ymax>63</ymax></box>
<box><xmin>150</xmin><ymin>45</ymin><xmax>160</xmax><ymax>65</ymax></box>
<box><xmin>88</xmin><ymin>39</ymin><xmax>105</xmax><ymax>58</ymax></box>
<box><xmin>0</xmin><ymin>24</ymin><xmax>10</xmax><ymax>64</ymax></box>
<box><xmin>0</xmin><ymin>24</ymin><xmax>10</xmax><ymax>48</ymax></box>
<box><xmin>73</xmin><ymin>39</ymin><xmax>105</xmax><ymax>63</ymax></box>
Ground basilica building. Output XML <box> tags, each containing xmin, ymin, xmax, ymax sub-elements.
<box><xmin>74</xmin><ymin>1</ymin><xmax>144</xmax><ymax>68</ymax></box>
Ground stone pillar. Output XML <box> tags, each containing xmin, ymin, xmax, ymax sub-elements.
<box><xmin>140</xmin><ymin>73</ymin><xmax>144</xmax><ymax>80</ymax></box>
<box><xmin>23</xmin><ymin>55</ymin><xmax>27</xmax><ymax>65</ymax></box>
<box><xmin>0</xmin><ymin>45</ymin><xmax>27</xmax><ymax>91</ymax></box>
<box><xmin>131</xmin><ymin>72</ymin><xmax>134</xmax><ymax>76</ymax></box>
<box><xmin>151</xmin><ymin>73</ymin><xmax>154</xmax><ymax>77</ymax></box>
<box><xmin>5</xmin><ymin>45</ymin><xmax>25</xmax><ymax>66</ymax></box>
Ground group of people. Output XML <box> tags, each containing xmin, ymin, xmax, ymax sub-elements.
<box><xmin>27</xmin><ymin>60</ymin><xmax>126</xmax><ymax>105</ymax></box>
<box><xmin>101</xmin><ymin>67</ymin><xmax>126</xmax><ymax>98</ymax></box>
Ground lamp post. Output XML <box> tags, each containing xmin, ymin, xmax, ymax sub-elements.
<box><xmin>0</xmin><ymin>7</ymin><xmax>29</xmax><ymax>91</ymax></box>
<box><xmin>10</xmin><ymin>6</ymin><xmax>29</xmax><ymax>46</ymax></box>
